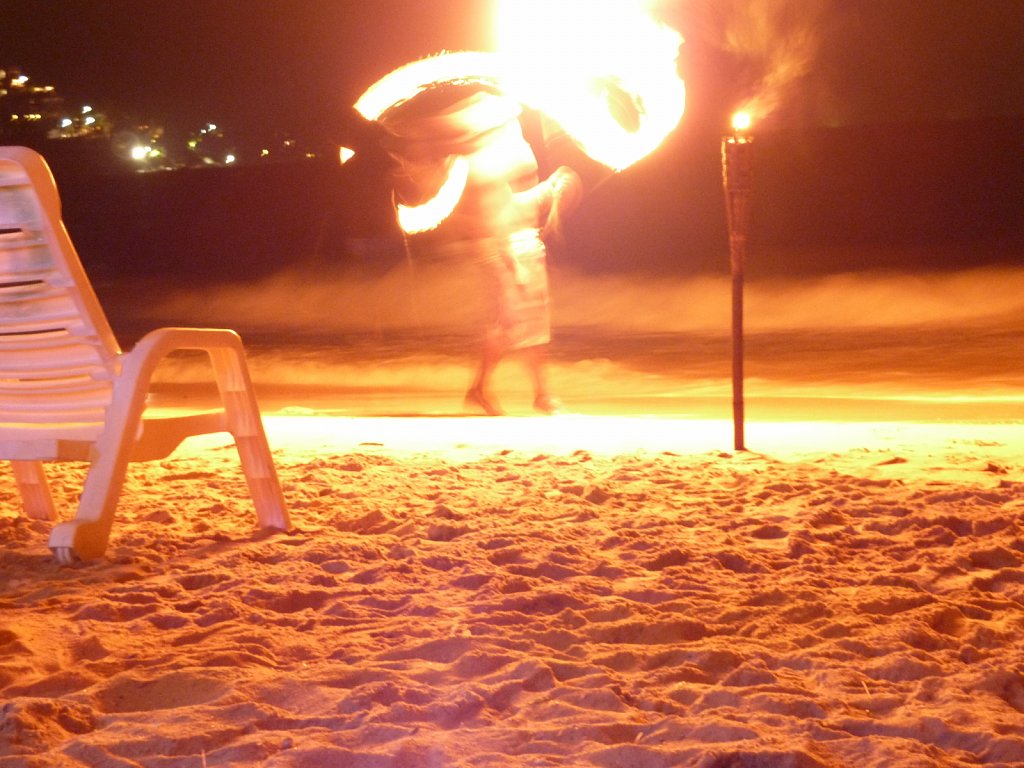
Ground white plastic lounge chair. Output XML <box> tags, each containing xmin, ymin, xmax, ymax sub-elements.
<box><xmin>0</xmin><ymin>146</ymin><xmax>290</xmax><ymax>563</ymax></box>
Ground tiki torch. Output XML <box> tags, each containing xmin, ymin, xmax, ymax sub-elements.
<box><xmin>722</xmin><ymin>112</ymin><xmax>753</xmax><ymax>451</ymax></box>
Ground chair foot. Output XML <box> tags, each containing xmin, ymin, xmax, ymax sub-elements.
<box><xmin>48</xmin><ymin>519</ymin><xmax>111</xmax><ymax>562</ymax></box>
<box><xmin>51</xmin><ymin>547</ymin><xmax>78</xmax><ymax>566</ymax></box>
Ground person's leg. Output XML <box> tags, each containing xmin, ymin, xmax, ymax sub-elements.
<box><xmin>523</xmin><ymin>344</ymin><xmax>560</xmax><ymax>414</ymax></box>
<box><xmin>466</xmin><ymin>336</ymin><xmax>505</xmax><ymax>416</ymax></box>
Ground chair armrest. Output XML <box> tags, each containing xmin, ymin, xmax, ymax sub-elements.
<box><xmin>112</xmin><ymin>326</ymin><xmax>264</xmax><ymax>430</ymax></box>
<box><xmin>119</xmin><ymin>326</ymin><xmax>254</xmax><ymax>398</ymax></box>
<box><xmin>127</xmin><ymin>327</ymin><xmax>247</xmax><ymax>367</ymax></box>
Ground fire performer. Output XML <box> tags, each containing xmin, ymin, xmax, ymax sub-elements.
<box><xmin>369</xmin><ymin>83</ymin><xmax>582</xmax><ymax>416</ymax></box>
<box><xmin>348</xmin><ymin>3</ymin><xmax>683</xmax><ymax>414</ymax></box>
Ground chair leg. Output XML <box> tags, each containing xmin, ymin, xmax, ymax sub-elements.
<box><xmin>48</xmin><ymin>375</ymin><xmax>148</xmax><ymax>561</ymax></box>
<box><xmin>210</xmin><ymin>348</ymin><xmax>290</xmax><ymax>531</ymax></box>
<box><xmin>48</xmin><ymin>328</ymin><xmax>290</xmax><ymax>561</ymax></box>
<box><xmin>47</xmin><ymin>449</ymin><xmax>133</xmax><ymax>561</ymax></box>
<box><xmin>235</xmin><ymin>432</ymin><xmax>291</xmax><ymax>530</ymax></box>
<box><xmin>11</xmin><ymin>461</ymin><xmax>57</xmax><ymax>521</ymax></box>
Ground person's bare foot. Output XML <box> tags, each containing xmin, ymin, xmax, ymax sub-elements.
<box><xmin>465</xmin><ymin>388</ymin><xmax>504</xmax><ymax>416</ymax></box>
<box><xmin>533</xmin><ymin>395</ymin><xmax>562</xmax><ymax>415</ymax></box>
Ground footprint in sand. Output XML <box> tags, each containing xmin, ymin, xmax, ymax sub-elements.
<box><xmin>93</xmin><ymin>670</ymin><xmax>231</xmax><ymax>713</ymax></box>
<box><xmin>0</xmin><ymin>698</ymin><xmax>97</xmax><ymax>753</ymax></box>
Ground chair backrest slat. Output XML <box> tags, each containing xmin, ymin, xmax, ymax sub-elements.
<box><xmin>0</xmin><ymin>147</ymin><xmax>122</xmax><ymax>427</ymax></box>
<box><xmin>0</xmin><ymin>397</ymin><xmax>110</xmax><ymax>423</ymax></box>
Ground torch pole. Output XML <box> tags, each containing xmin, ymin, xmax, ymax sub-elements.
<box><xmin>721</xmin><ymin>132</ymin><xmax>753</xmax><ymax>451</ymax></box>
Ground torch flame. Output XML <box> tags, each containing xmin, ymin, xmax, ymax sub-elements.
<box><xmin>731</xmin><ymin>111</ymin><xmax>752</xmax><ymax>133</ymax></box>
<box><xmin>351</xmin><ymin>0</ymin><xmax>685</xmax><ymax>233</ymax></box>
<box><xmin>495</xmin><ymin>0</ymin><xmax>685</xmax><ymax>172</ymax></box>
<box><xmin>354</xmin><ymin>51</ymin><xmax>505</xmax><ymax>122</ymax></box>
<box><xmin>395</xmin><ymin>156</ymin><xmax>470</xmax><ymax>235</ymax></box>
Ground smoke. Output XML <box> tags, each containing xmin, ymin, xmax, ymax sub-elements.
<box><xmin>126</xmin><ymin>261</ymin><xmax>1024</xmax><ymax>412</ymax></box>
<box><xmin>132</xmin><ymin>260</ymin><xmax>1024</xmax><ymax>337</ymax></box>
<box><xmin>691</xmin><ymin>0</ymin><xmax>827</xmax><ymax>123</ymax></box>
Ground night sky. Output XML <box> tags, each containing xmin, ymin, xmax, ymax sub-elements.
<box><xmin>4</xmin><ymin>1</ymin><xmax>1024</xmax><ymax>138</ymax></box>
<box><xmin>4</xmin><ymin>1</ymin><xmax>1024</xmax><ymax>277</ymax></box>
<box><xmin>2</xmin><ymin>1</ymin><xmax>493</xmax><ymax>141</ymax></box>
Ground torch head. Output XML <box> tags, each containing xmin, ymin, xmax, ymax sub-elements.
<box><xmin>722</xmin><ymin>111</ymin><xmax>754</xmax><ymax>193</ymax></box>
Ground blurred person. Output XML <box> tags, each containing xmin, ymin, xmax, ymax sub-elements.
<box><xmin>372</xmin><ymin>85</ymin><xmax>582</xmax><ymax>415</ymax></box>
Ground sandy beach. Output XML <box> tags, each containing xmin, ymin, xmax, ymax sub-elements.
<box><xmin>3</xmin><ymin>393</ymin><xmax>1023</xmax><ymax>767</ymax></box>
<box><xmin>3</xmin><ymin>257</ymin><xmax>1024</xmax><ymax>766</ymax></box>
<box><xmin>4</xmin><ymin>1</ymin><xmax>1024</xmax><ymax>761</ymax></box>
